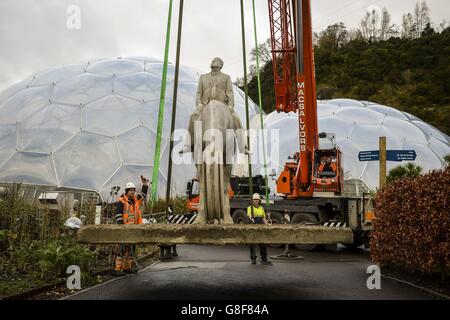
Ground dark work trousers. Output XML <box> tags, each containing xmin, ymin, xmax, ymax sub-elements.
<box><xmin>249</xmin><ymin>217</ymin><xmax>268</xmax><ymax>261</ymax></box>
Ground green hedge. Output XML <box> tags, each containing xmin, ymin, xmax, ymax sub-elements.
<box><xmin>371</xmin><ymin>166</ymin><xmax>450</xmax><ymax>277</ymax></box>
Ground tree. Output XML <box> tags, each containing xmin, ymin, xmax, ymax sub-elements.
<box><xmin>438</xmin><ymin>19</ymin><xmax>449</xmax><ymax>32</ymax></box>
<box><xmin>386</xmin><ymin>163</ymin><xmax>423</xmax><ymax>184</ymax></box>
<box><xmin>402</xmin><ymin>1</ymin><xmax>431</xmax><ymax>38</ymax></box>
<box><xmin>402</xmin><ymin>12</ymin><xmax>415</xmax><ymax>38</ymax></box>
<box><xmin>250</xmin><ymin>38</ymin><xmax>272</xmax><ymax>66</ymax></box>
<box><xmin>359</xmin><ymin>7</ymin><xmax>396</xmax><ymax>41</ymax></box>
<box><xmin>318</xmin><ymin>22</ymin><xmax>348</xmax><ymax>52</ymax></box>
<box><xmin>380</xmin><ymin>7</ymin><xmax>391</xmax><ymax>41</ymax></box>
<box><xmin>444</xmin><ymin>154</ymin><xmax>450</xmax><ymax>166</ymax></box>
<box><xmin>414</xmin><ymin>1</ymin><xmax>431</xmax><ymax>37</ymax></box>
<box><xmin>233</xmin><ymin>77</ymin><xmax>245</xmax><ymax>87</ymax></box>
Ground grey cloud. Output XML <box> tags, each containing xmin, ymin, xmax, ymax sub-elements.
<box><xmin>0</xmin><ymin>0</ymin><xmax>449</xmax><ymax>91</ymax></box>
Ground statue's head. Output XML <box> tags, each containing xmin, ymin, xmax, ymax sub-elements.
<box><xmin>210</xmin><ymin>57</ymin><xmax>224</xmax><ymax>71</ymax></box>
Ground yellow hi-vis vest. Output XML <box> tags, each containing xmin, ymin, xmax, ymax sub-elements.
<box><xmin>247</xmin><ymin>205</ymin><xmax>266</xmax><ymax>219</ymax></box>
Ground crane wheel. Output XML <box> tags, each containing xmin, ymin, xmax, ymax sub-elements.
<box><xmin>232</xmin><ymin>209</ymin><xmax>249</xmax><ymax>224</ymax></box>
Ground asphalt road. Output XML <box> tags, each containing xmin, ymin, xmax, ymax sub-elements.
<box><xmin>67</xmin><ymin>245</ymin><xmax>436</xmax><ymax>300</ymax></box>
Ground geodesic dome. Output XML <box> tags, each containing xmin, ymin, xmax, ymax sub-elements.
<box><xmin>252</xmin><ymin>98</ymin><xmax>450</xmax><ymax>191</ymax></box>
<box><xmin>0</xmin><ymin>57</ymin><xmax>259</xmax><ymax>201</ymax></box>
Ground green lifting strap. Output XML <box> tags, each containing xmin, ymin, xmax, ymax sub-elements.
<box><xmin>251</xmin><ymin>0</ymin><xmax>270</xmax><ymax>207</ymax></box>
<box><xmin>240</xmin><ymin>0</ymin><xmax>254</xmax><ymax>218</ymax></box>
<box><xmin>150</xmin><ymin>0</ymin><xmax>173</xmax><ymax>208</ymax></box>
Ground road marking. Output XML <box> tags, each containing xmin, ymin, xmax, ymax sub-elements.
<box><xmin>150</xmin><ymin>261</ymin><xmax>227</xmax><ymax>270</ymax></box>
<box><xmin>60</xmin><ymin>260</ymin><xmax>160</xmax><ymax>300</ymax></box>
<box><xmin>380</xmin><ymin>274</ymin><xmax>450</xmax><ymax>300</ymax></box>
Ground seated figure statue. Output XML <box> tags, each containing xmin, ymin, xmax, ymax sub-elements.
<box><xmin>181</xmin><ymin>57</ymin><xmax>248</xmax><ymax>154</ymax></box>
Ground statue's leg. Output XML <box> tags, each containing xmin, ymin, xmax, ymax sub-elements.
<box><xmin>231</xmin><ymin>111</ymin><xmax>248</xmax><ymax>154</ymax></box>
<box><xmin>222</xmin><ymin>164</ymin><xmax>233</xmax><ymax>224</ymax></box>
<box><xmin>193</xmin><ymin>163</ymin><xmax>206</xmax><ymax>224</ymax></box>
<box><xmin>181</xmin><ymin>111</ymin><xmax>199</xmax><ymax>153</ymax></box>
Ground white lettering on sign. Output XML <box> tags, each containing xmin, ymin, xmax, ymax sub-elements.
<box><xmin>297</xmin><ymin>81</ymin><xmax>306</xmax><ymax>152</ymax></box>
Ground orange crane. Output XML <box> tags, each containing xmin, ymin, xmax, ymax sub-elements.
<box><xmin>269</xmin><ymin>0</ymin><xmax>343</xmax><ymax>198</ymax></box>
<box><xmin>184</xmin><ymin>1</ymin><xmax>373</xmax><ymax>250</ymax></box>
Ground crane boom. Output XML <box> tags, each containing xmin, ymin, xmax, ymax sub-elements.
<box><xmin>268</xmin><ymin>0</ymin><xmax>318</xmax><ymax>197</ymax></box>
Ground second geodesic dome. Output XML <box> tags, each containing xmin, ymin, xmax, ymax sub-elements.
<box><xmin>251</xmin><ymin>98</ymin><xmax>450</xmax><ymax>191</ymax></box>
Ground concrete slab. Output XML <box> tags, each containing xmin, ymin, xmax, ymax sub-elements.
<box><xmin>77</xmin><ymin>224</ymin><xmax>353</xmax><ymax>245</ymax></box>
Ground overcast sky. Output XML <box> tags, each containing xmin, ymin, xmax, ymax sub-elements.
<box><xmin>0</xmin><ymin>0</ymin><xmax>449</xmax><ymax>91</ymax></box>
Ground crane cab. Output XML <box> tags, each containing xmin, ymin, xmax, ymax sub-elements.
<box><xmin>312</xmin><ymin>148</ymin><xmax>344</xmax><ymax>195</ymax></box>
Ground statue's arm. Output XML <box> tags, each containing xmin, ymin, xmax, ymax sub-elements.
<box><xmin>225</xmin><ymin>75</ymin><xmax>234</xmax><ymax>108</ymax></box>
<box><xmin>196</xmin><ymin>76</ymin><xmax>203</xmax><ymax>108</ymax></box>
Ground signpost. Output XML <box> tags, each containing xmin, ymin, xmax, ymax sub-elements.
<box><xmin>386</xmin><ymin>150</ymin><xmax>417</xmax><ymax>162</ymax></box>
<box><xmin>357</xmin><ymin>137</ymin><xmax>417</xmax><ymax>188</ymax></box>
<box><xmin>357</xmin><ymin>150</ymin><xmax>417</xmax><ymax>162</ymax></box>
<box><xmin>379</xmin><ymin>137</ymin><xmax>386</xmax><ymax>188</ymax></box>
<box><xmin>358</xmin><ymin>150</ymin><xmax>379</xmax><ymax>161</ymax></box>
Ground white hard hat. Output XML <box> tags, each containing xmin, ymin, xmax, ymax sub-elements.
<box><xmin>64</xmin><ymin>217</ymin><xmax>82</xmax><ymax>229</ymax></box>
<box><xmin>252</xmin><ymin>193</ymin><xmax>261</xmax><ymax>200</ymax></box>
<box><xmin>125</xmin><ymin>182</ymin><xmax>136</xmax><ymax>190</ymax></box>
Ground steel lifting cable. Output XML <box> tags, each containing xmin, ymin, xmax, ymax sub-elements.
<box><xmin>240</xmin><ymin>0</ymin><xmax>254</xmax><ymax>220</ymax></box>
<box><xmin>251</xmin><ymin>0</ymin><xmax>271</xmax><ymax>209</ymax></box>
<box><xmin>150</xmin><ymin>0</ymin><xmax>174</xmax><ymax>210</ymax></box>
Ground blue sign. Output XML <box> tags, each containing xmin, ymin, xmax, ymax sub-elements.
<box><xmin>386</xmin><ymin>150</ymin><xmax>417</xmax><ymax>162</ymax></box>
<box><xmin>358</xmin><ymin>150</ymin><xmax>416</xmax><ymax>162</ymax></box>
<box><xmin>358</xmin><ymin>150</ymin><xmax>379</xmax><ymax>161</ymax></box>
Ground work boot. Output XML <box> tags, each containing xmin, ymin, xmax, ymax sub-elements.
<box><xmin>261</xmin><ymin>259</ymin><xmax>272</xmax><ymax>266</ymax></box>
<box><xmin>112</xmin><ymin>270</ymin><xmax>125</xmax><ymax>277</ymax></box>
<box><xmin>125</xmin><ymin>266</ymin><xmax>139</xmax><ymax>274</ymax></box>
<box><xmin>171</xmin><ymin>245</ymin><xmax>178</xmax><ymax>257</ymax></box>
<box><xmin>159</xmin><ymin>247</ymin><xmax>172</xmax><ymax>261</ymax></box>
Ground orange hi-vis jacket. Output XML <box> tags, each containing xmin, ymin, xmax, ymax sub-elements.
<box><xmin>117</xmin><ymin>194</ymin><xmax>144</xmax><ymax>225</ymax></box>
<box><xmin>318</xmin><ymin>162</ymin><xmax>337</xmax><ymax>173</ymax></box>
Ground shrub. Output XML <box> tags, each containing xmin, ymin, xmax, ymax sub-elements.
<box><xmin>13</xmin><ymin>240</ymin><xmax>96</xmax><ymax>278</ymax></box>
<box><xmin>386</xmin><ymin>163</ymin><xmax>422</xmax><ymax>184</ymax></box>
<box><xmin>371</xmin><ymin>167</ymin><xmax>450</xmax><ymax>279</ymax></box>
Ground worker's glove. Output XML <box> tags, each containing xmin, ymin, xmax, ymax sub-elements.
<box><xmin>141</xmin><ymin>175</ymin><xmax>149</xmax><ymax>185</ymax></box>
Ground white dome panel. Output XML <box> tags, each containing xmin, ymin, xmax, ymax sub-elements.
<box><xmin>336</xmin><ymin>107</ymin><xmax>384</xmax><ymax>125</ymax></box>
<box><xmin>87</xmin><ymin>59</ymin><xmax>144</xmax><ymax>75</ymax></box>
<box><xmin>366</xmin><ymin>104</ymin><xmax>409</xmax><ymax>120</ymax></box>
<box><xmin>83</xmin><ymin>95</ymin><xmax>142</xmax><ymax>136</ymax></box>
<box><xmin>29</xmin><ymin>64</ymin><xmax>86</xmax><ymax>87</ymax></box>
<box><xmin>327</xmin><ymin>98</ymin><xmax>365</xmax><ymax>107</ymax></box>
<box><xmin>52</xmin><ymin>73</ymin><xmax>113</xmax><ymax>105</ymax></box>
<box><xmin>0</xmin><ymin>152</ymin><xmax>57</xmax><ymax>186</ymax></box>
<box><xmin>0</xmin><ymin>124</ymin><xmax>17</xmax><ymax>165</ymax></box>
<box><xmin>117</xmin><ymin>126</ymin><xmax>156</xmax><ymax>165</ymax></box>
<box><xmin>54</xmin><ymin>132</ymin><xmax>120</xmax><ymax>190</ymax></box>
<box><xmin>19</xmin><ymin>104</ymin><xmax>80</xmax><ymax>153</ymax></box>
<box><xmin>0</xmin><ymin>86</ymin><xmax>52</xmax><ymax>125</ymax></box>
<box><xmin>115</xmin><ymin>72</ymin><xmax>172</xmax><ymax>102</ymax></box>
<box><xmin>382</xmin><ymin>117</ymin><xmax>428</xmax><ymax>144</ymax></box>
